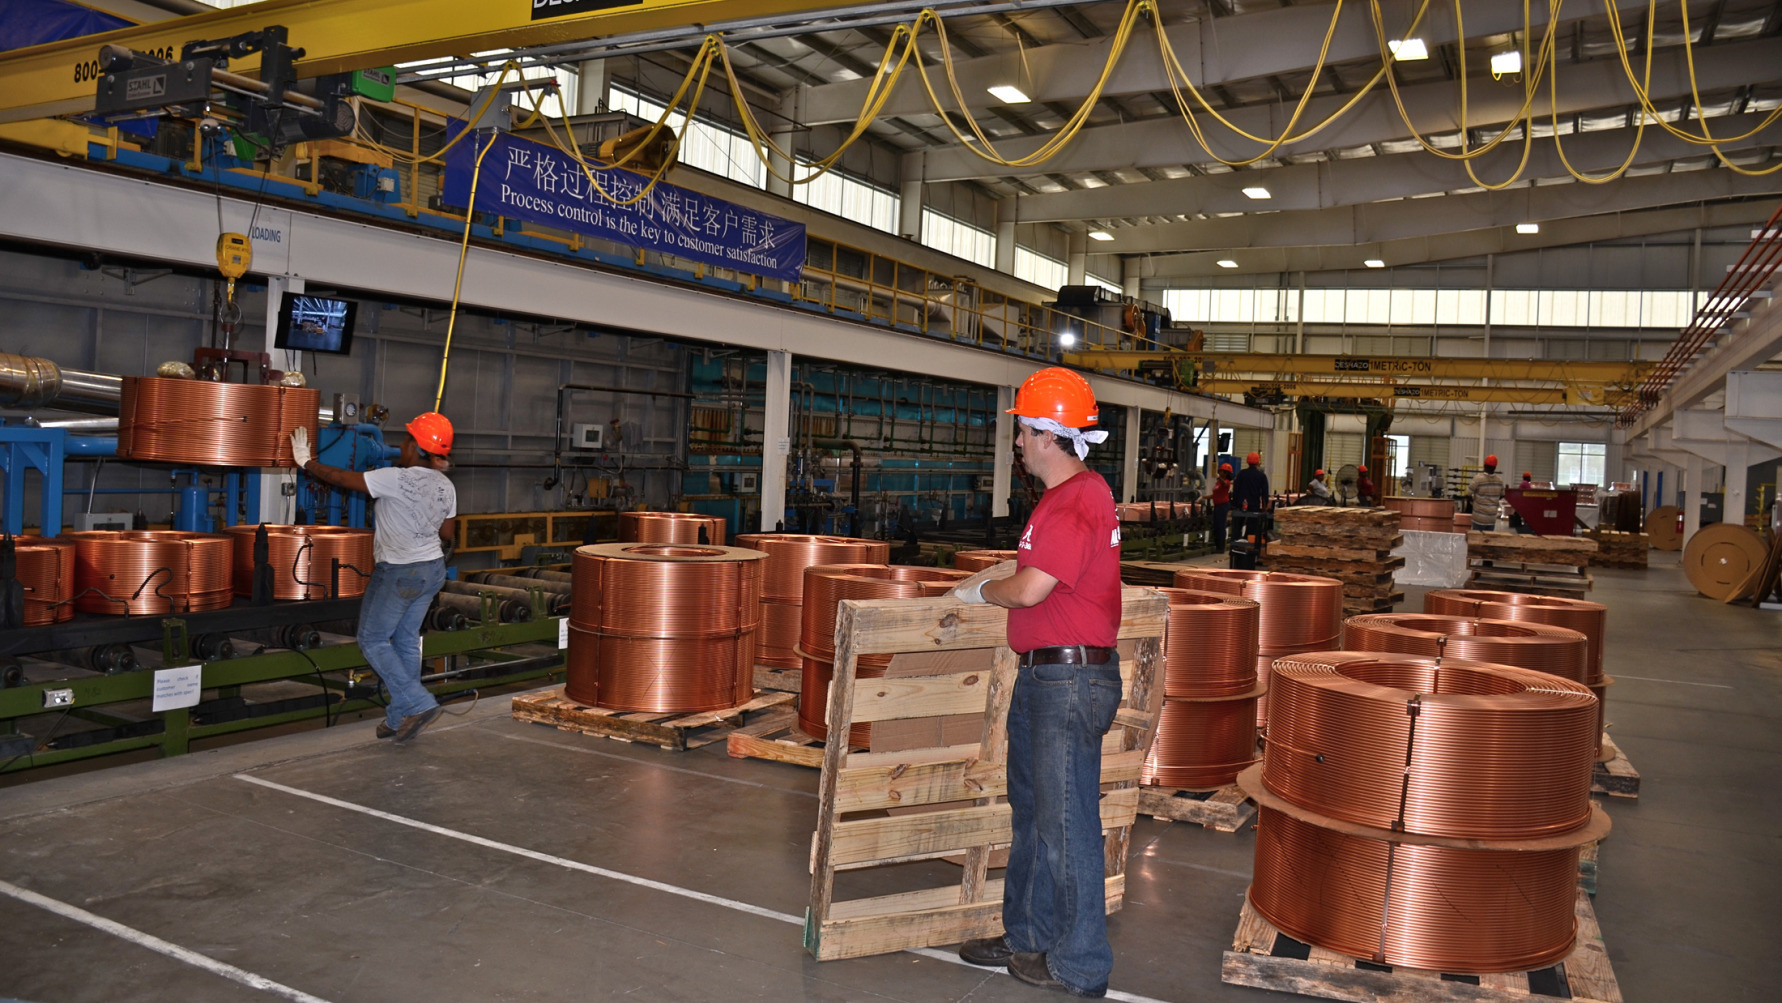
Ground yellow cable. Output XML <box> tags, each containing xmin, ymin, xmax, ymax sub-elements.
<box><xmin>1548</xmin><ymin>0</ymin><xmax>1653</xmax><ymax>183</ymax></box>
<box><xmin>435</xmin><ymin>130</ymin><xmax>499</xmax><ymax>413</ymax></box>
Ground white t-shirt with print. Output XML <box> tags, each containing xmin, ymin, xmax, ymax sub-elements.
<box><xmin>363</xmin><ymin>466</ymin><xmax>457</xmax><ymax>565</ymax></box>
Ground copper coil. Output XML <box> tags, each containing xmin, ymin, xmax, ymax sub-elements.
<box><xmin>117</xmin><ymin>377</ymin><xmax>317</xmax><ymax>467</ymax></box>
<box><xmin>70</xmin><ymin>530</ymin><xmax>233</xmax><ymax>615</ymax></box>
<box><xmin>733</xmin><ymin>534</ymin><xmax>891</xmax><ymax>601</ymax></box>
<box><xmin>800</xmin><ymin>564</ymin><xmax>968</xmax><ymax>656</ymax></box>
<box><xmin>1423</xmin><ymin>590</ymin><xmax>1607</xmax><ymax>684</ymax></box>
<box><xmin>952</xmin><ymin>549</ymin><xmax>1019</xmax><ymax>572</ymax></box>
<box><xmin>1175</xmin><ymin>569</ymin><xmax>1342</xmax><ymax>725</ymax></box>
<box><xmin>799</xmin><ymin>653</ymin><xmax>882</xmax><ymax>745</ymax></box>
<box><xmin>1341</xmin><ymin>614</ymin><xmax>1588</xmax><ymax>684</ymax></box>
<box><xmin>224</xmin><ymin>525</ymin><xmax>374</xmax><ymax>600</ymax></box>
<box><xmin>1400</xmin><ymin>517</ymin><xmax>1460</xmax><ymax>533</ymax></box>
<box><xmin>618</xmin><ymin>510</ymin><xmax>727</xmax><ymax>546</ymax></box>
<box><xmin>1382</xmin><ymin>496</ymin><xmax>1455</xmax><ymax>520</ymax></box>
<box><xmin>1263</xmin><ymin>652</ymin><xmax>1597</xmax><ymax>839</ymax></box>
<box><xmin>1141</xmin><ymin>698</ymin><xmax>1260</xmax><ymax>788</ymax></box>
<box><xmin>1156</xmin><ymin>587</ymin><xmax>1261</xmax><ymax>698</ymax></box>
<box><xmin>566</xmin><ymin>543</ymin><xmax>765</xmax><ymax>712</ymax></box>
<box><xmin>1250</xmin><ymin>806</ymin><xmax>1582</xmax><ymax>973</ymax></box>
<box><xmin>13</xmin><ymin>537</ymin><xmax>77</xmax><ymax>625</ymax></box>
<box><xmin>758</xmin><ymin>598</ymin><xmax>804</xmax><ymax>669</ymax></box>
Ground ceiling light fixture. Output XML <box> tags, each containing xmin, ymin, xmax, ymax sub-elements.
<box><xmin>1242</xmin><ymin>186</ymin><xmax>1272</xmax><ymax>199</ymax></box>
<box><xmin>1059</xmin><ymin>331</ymin><xmax>1078</xmax><ymax>346</ymax></box>
<box><xmin>1388</xmin><ymin>38</ymin><xmax>1429</xmax><ymax>61</ymax></box>
<box><xmin>1216</xmin><ymin>259</ymin><xmax>1239</xmax><ymax>268</ymax></box>
<box><xmin>1490</xmin><ymin>50</ymin><xmax>1523</xmax><ymax>76</ymax></box>
<box><xmin>1364</xmin><ymin>259</ymin><xmax>1386</xmax><ymax>268</ymax></box>
<box><xmin>1517</xmin><ymin>222</ymin><xmax>1540</xmax><ymax>234</ymax></box>
<box><xmin>1089</xmin><ymin>230</ymin><xmax>1115</xmax><ymax>241</ymax></box>
<box><xmin>987</xmin><ymin>85</ymin><xmax>1031</xmax><ymax>104</ymax></box>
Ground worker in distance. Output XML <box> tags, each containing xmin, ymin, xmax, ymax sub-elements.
<box><xmin>292</xmin><ymin>412</ymin><xmax>459</xmax><ymax>742</ymax></box>
<box><xmin>1470</xmin><ymin>454</ymin><xmax>1508</xmax><ymax>533</ymax></box>
<box><xmin>949</xmin><ymin>367</ymin><xmax>1123</xmax><ymax>998</ymax></box>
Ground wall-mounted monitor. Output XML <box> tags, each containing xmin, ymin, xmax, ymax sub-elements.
<box><xmin>274</xmin><ymin>294</ymin><xmax>358</xmax><ymax>355</ymax></box>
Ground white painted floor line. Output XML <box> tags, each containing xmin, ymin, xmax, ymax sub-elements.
<box><xmin>1614</xmin><ymin>674</ymin><xmax>1735</xmax><ymax>689</ymax></box>
<box><xmin>235</xmin><ymin>774</ymin><xmax>1173</xmax><ymax>1003</ymax></box>
<box><xmin>0</xmin><ymin>878</ymin><xmax>333</xmax><ymax>1003</ymax></box>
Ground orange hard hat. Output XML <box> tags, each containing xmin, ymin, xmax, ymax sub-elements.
<box><xmin>1485</xmin><ymin>454</ymin><xmax>1499</xmax><ymax>467</ymax></box>
<box><xmin>1314</xmin><ymin>469</ymin><xmax>1325</xmax><ymax>477</ymax></box>
<box><xmin>1220</xmin><ymin>462</ymin><xmax>1233</xmax><ymax>473</ymax></box>
<box><xmin>1007</xmin><ymin>367</ymin><xmax>1099</xmax><ymax>428</ymax></box>
<box><xmin>1246</xmin><ymin>452</ymin><xmax>1262</xmax><ymax>466</ymax></box>
<box><xmin>1357</xmin><ymin>464</ymin><xmax>1367</xmax><ymax>473</ymax></box>
<box><xmin>1523</xmin><ymin>471</ymin><xmax>1532</xmax><ymax>478</ymax></box>
<box><xmin>407</xmin><ymin>411</ymin><xmax>454</xmax><ymax>456</ymax></box>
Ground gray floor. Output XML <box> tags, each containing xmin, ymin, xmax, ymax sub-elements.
<box><xmin>0</xmin><ymin>553</ymin><xmax>1776</xmax><ymax>1002</ymax></box>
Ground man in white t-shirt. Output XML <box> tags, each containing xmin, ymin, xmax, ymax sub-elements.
<box><xmin>292</xmin><ymin>412</ymin><xmax>458</xmax><ymax>742</ymax></box>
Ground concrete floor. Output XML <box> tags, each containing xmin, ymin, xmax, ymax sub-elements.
<box><xmin>0</xmin><ymin>553</ymin><xmax>1776</xmax><ymax>1002</ymax></box>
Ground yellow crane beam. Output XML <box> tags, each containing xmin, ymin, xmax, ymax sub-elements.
<box><xmin>0</xmin><ymin>0</ymin><xmax>860</xmax><ymax>123</ymax></box>
<box><xmin>1063</xmin><ymin>349</ymin><xmax>1650</xmax><ymax>385</ymax></box>
<box><xmin>1193</xmin><ymin>379</ymin><xmax>1637</xmax><ymax>406</ymax></box>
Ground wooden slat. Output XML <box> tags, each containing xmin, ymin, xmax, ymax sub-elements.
<box><xmin>849</xmin><ymin>670</ymin><xmax>992</xmax><ymax>724</ymax></box>
<box><xmin>1567</xmin><ymin>887</ymin><xmax>1624</xmax><ymax>1003</ymax></box>
<box><xmin>833</xmin><ymin>758</ymin><xmax>1007</xmax><ymax>813</ymax></box>
<box><xmin>826</xmin><ymin>878</ymin><xmax>1006</xmax><ymax>922</ymax></box>
<box><xmin>829</xmin><ymin>804</ymin><xmax>1012</xmax><ymax>867</ymax></box>
<box><xmin>814</xmin><ymin>875</ymin><xmax>1125</xmax><ymax>962</ymax></box>
<box><xmin>841</xmin><ymin>588</ymin><xmax>1168</xmax><ymax>656</ymax></box>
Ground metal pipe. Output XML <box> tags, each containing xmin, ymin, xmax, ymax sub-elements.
<box><xmin>28</xmin><ymin>416</ymin><xmax>119</xmax><ymax>432</ymax></box>
<box><xmin>0</xmin><ymin>354</ymin><xmax>122</xmax><ymax>413</ymax></box>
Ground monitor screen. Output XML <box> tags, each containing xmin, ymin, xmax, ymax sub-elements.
<box><xmin>274</xmin><ymin>294</ymin><xmax>358</xmax><ymax>355</ymax></box>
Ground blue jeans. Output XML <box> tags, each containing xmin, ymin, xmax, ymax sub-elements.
<box><xmin>1004</xmin><ymin>655</ymin><xmax>1124</xmax><ymax>995</ymax></box>
<box><xmin>358</xmin><ymin>559</ymin><xmax>446</xmax><ymax>729</ymax></box>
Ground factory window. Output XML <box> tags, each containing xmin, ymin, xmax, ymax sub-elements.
<box><xmin>1087</xmin><ymin>274</ymin><xmax>1123</xmax><ymax>296</ymax></box>
<box><xmin>1162</xmin><ymin>287</ymin><xmax>1706</xmax><ymax>329</ymax></box>
<box><xmin>792</xmin><ymin>167</ymin><xmax>900</xmax><ymax>234</ymax></box>
<box><xmin>1014</xmin><ymin>248</ymin><xmax>1069</xmax><ymax>291</ymax></box>
<box><xmin>1557</xmin><ymin>442</ymin><xmax>1607</xmax><ymax>488</ymax></box>
<box><xmin>607</xmin><ymin>86</ymin><xmax>766</xmax><ymax>188</ymax></box>
<box><xmin>920</xmin><ymin>210</ymin><xmax>996</xmax><ymax>268</ymax></box>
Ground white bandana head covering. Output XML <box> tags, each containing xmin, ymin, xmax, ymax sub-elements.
<box><xmin>1018</xmin><ymin>415</ymin><xmax>1110</xmax><ymax>461</ymax></box>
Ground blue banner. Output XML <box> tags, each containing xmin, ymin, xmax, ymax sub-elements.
<box><xmin>443</xmin><ymin>127</ymin><xmax>805</xmax><ymax>284</ymax></box>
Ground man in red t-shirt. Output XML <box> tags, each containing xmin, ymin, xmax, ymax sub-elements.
<box><xmin>1211</xmin><ymin>462</ymin><xmax>1233</xmax><ymax>549</ymax></box>
<box><xmin>951</xmin><ymin>367</ymin><xmax>1123</xmax><ymax>998</ymax></box>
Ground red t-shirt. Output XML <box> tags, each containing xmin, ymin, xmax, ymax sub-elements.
<box><xmin>1212</xmin><ymin>476</ymin><xmax>1231</xmax><ymax>505</ymax></box>
<box><xmin>1008</xmin><ymin>470</ymin><xmax>1122</xmax><ymax>652</ymax></box>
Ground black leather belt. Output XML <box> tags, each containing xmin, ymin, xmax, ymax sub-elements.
<box><xmin>1018</xmin><ymin>645</ymin><xmax>1115</xmax><ymax>668</ymax></box>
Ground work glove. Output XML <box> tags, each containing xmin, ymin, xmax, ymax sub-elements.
<box><xmin>290</xmin><ymin>426</ymin><xmax>313</xmax><ymax>469</ymax></box>
<box><xmin>950</xmin><ymin>560</ymin><xmax>1017</xmax><ymax>604</ymax></box>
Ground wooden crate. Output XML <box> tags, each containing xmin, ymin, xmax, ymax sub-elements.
<box><xmin>803</xmin><ymin>588</ymin><xmax>1167</xmax><ymax>962</ymax></box>
<box><xmin>1139</xmin><ymin>784</ymin><xmax>1256</xmax><ymax>833</ymax></box>
<box><xmin>511</xmin><ymin>688</ymin><xmax>794</xmax><ymax>751</ymax></box>
<box><xmin>1591</xmin><ymin>733</ymin><xmax>1640</xmax><ymax>798</ymax></box>
<box><xmin>1222</xmin><ymin>886</ymin><xmax>1622</xmax><ymax>1003</ymax></box>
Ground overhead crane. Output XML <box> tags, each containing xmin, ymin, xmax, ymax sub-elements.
<box><xmin>1190</xmin><ymin>379</ymin><xmax>1635</xmax><ymax>407</ymax></box>
<box><xmin>1062</xmin><ymin>350</ymin><xmax>1652</xmax><ymax>385</ymax></box>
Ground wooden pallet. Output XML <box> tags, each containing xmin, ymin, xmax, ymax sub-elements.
<box><xmin>1139</xmin><ymin>784</ymin><xmax>1256</xmax><ymax>832</ymax></box>
<box><xmin>1222</xmin><ymin>887</ymin><xmax>1622</xmax><ymax>1003</ymax></box>
<box><xmin>1578</xmin><ymin>841</ymin><xmax>1600</xmax><ymax>896</ymax></box>
<box><xmin>1119</xmin><ymin>559</ymin><xmax>1199</xmax><ymax>587</ymax></box>
<box><xmin>726</xmin><ymin>714</ymin><xmax>828</xmax><ymax>768</ymax></box>
<box><xmin>1591</xmin><ymin>733</ymin><xmax>1640</xmax><ymax>798</ymax></box>
<box><xmin>1342</xmin><ymin>593</ymin><xmax>1404</xmax><ymax>614</ymax></box>
<box><xmin>752</xmin><ymin>664</ymin><xmax>803</xmax><ymax>693</ymax></box>
<box><xmin>512</xmin><ymin>688</ymin><xmax>795</xmax><ymax>751</ymax></box>
<box><xmin>1272</xmin><ymin>541</ymin><xmax>1404</xmax><ymax>563</ymax></box>
<box><xmin>804</xmin><ymin>588</ymin><xmax>1167</xmax><ymax>962</ymax></box>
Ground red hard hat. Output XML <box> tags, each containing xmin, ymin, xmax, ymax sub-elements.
<box><xmin>1523</xmin><ymin>471</ymin><xmax>1532</xmax><ymax>478</ymax></box>
<box><xmin>1357</xmin><ymin>464</ymin><xmax>1367</xmax><ymax>473</ymax></box>
<box><xmin>407</xmin><ymin>412</ymin><xmax>454</xmax><ymax>456</ymax></box>
<box><xmin>1220</xmin><ymin>462</ymin><xmax>1233</xmax><ymax>473</ymax></box>
<box><xmin>1007</xmin><ymin>367</ymin><xmax>1099</xmax><ymax>428</ymax></box>
<box><xmin>1314</xmin><ymin>469</ymin><xmax>1325</xmax><ymax>477</ymax></box>
<box><xmin>1246</xmin><ymin>452</ymin><xmax>1262</xmax><ymax>466</ymax></box>
<box><xmin>1485</xmin><ymin>454</ymin><xmax>1499</xmax><ymax>467</ymax></box>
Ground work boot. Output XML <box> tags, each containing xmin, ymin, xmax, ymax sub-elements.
<box><xmin>1008</xmin><ymin>952</ymin><xmax>1105</xmax><ymax>998</ymax></box>
<box><xmin>959</xmin><ymin>936</ymin><xmax>1014</xmax><ymax>967</ymax></box>
<box><xmin>392</xmin><ymin>706</ymin><xmax>444</xmax><ymax>743</ymax></box>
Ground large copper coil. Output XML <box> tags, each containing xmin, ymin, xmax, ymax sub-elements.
<box><xmin>1250</xmin><ymin>806</ymin><xmax>1582</xmax><ymax>973</ymax></box>
<box><xmin>1341</xmin><ymin>614</ymin><xmax>1588</xmax><ymax>684</ymax></box>
<box><xmin>224</xmin><ymin>525</ymin><xmax>374</xmax><ymax>600</ymax></box>
<box><xmin>1156</xmin><ymin>587</ymin><xmax>1260</xmax><ymax>698</ymax></box>
<box><xmin>566</xmin><ymin>543</ymin><xmax>766</xmax><ymax>712</ymax></box>
<box><xmin>1174</xmin><ymin>569</ymin><xmax>1343</xmax><ymax>726</ymax></box>
<box><xmin>733</xmin><ymin>534</ymin><xmax>891</xmax><ymax>600</ymax></box>
<box><xmin>1263</xmin><ymin>652</ymin><xmax>1597</xmax><ymax>839</ymax></box>
<box><xmin>617</xmin><ymin>510</ymin><xmax>727</xmax><ymax>546</ymax></box>
<box><xmin>70</xmin><ymin>530</ymin><xmax>234</xmax><ymax>614</ymax></box>
<box><xmin>1422</xmin><ymin>590</ymin><xmax>1607</xmax><ymax>684</ymax></box>
<box><xmin>13</xmin><ymin>537</ymin><xmax>77</xmax><ymax>625</ymax></box>
<box><xmin>1383</xmin><ymin>496</ymin><xmax>1455</xmax><ymax>519</ymax></box>
<box><xmin>952</xmin><ymin>549</ymin><xmax>1018</xmax><ymax>572</ymax></box>
<box><xmin>1142</xmin><ymin>698</ymin><xmax>1260</xmax><ymax>788</ymax></box>
<box><xmin>116</xmin><ymin>377</ymin><xmax>318</xmax><ymax>467</ymax></box>
<box><xmin>757</xmin><ymin>599</ymin><xmax>805</xmax><ymax>668</ymax></box>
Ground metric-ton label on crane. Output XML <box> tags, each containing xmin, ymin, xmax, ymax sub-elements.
<box><xmin>532</xmin><ymin>0</ymin><xmax>644</xmax><ymax>20</ymax></box>
<box><xmin>1333</xmin><ymin>358</ymin><xmax>1435</xmax><ymax>374</ymax></box>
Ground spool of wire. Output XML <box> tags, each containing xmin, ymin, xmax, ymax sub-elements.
<box><xmin>952</xmin><ymin>549</ymin><xmax>1018</xmax><ymax>572</ymax></box>
<box><xmin>117</xmin><ymin>377</ymin><xmax>318</xmax><ymax>467</ymax></box>
<box><xmin>733</xmin><ymin>534</ymin><xmax>891</xmax><ymax>669</ymax></box>
<box><xmin>13</xmin><ymin>537</ymin><xmax>77</xmax><ymax>625</ymax></box>
<box><xmin>797</xmin><ymin>564</ymin><xmax>968</xmax><ymax>743</ymax></box>
<box><xmin>1141</xmin><ymin>588</ymin><xmax>1264</xmax><ymax>790</ymax></box>
<box><xmin>618</xmin><ymin>511</ymin><xmax>727</xmax><ymax>546</ymax></box>
<box><xmin>1382</xmin><ymin>496</ymin><xmax>1458</xmax><ymax>533</ymax></box>
<box><xmin>1342</xmin><ymin>613</ymin><xmax>1588</xmax><ymax>684</ymax></box>
<box><xmin>567</xmin><ymin>543</ymin><xmax>765</xmax><ymax>712</ymax></box>
<box><xmin>1174</xmin><ymin>569</ymin><xmax>1343</xmax><ymax>728</ymax></box>
<box><xmin>225</xmin><ymin>525</ymin><xmax>374</xmax><ymax>600</ymax></box>
<box><xmin>1142</xmin><ymin>700</ymin><xmax>1259</xmax><ymax>789</ymax></box>
<box><xmin>70</xmin><ymin>530</ymin><xmax>233</xmax><ymax>615</ymax></box>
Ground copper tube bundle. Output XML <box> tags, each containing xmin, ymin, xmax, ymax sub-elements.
<box><xmin>1382</xmin><ymin>496</ymin><xmax>1458</xmax><ymax>533</ymax></box>
<box><xmin>733</xmin><ymin>534</ymin><xmax>890</xmax><ymax>669</ymax></box>
<box><xmin>1246</xmin><ymin>651</ymin><xmax>1604</xmax><ymax>972</ymax></box>
<box><xmin>1342</xmin><ymin>614</ymin><xmax>1588</xmax><ymax>684</ymax></box>
<box><xmin>116</xmin><ymin>377</ymin><xmax>318</xmax><ymax>467</ymax></box>
<box><xmin>1173</xmin><ymin>569</ymin><xmax>1343</xmax><ymax>728</ymax></box>
<box><xmin>566</xmin><ymin>543</ymin><xmax>764</xmax><ymax>712</ymax></box>
<box><xmin>13</xmin><ymin>537</ymin><xmax>77</xmax><ymax>625</ymax></box>
<box><xmin>225</xmin><ymin>525</ymin><xmax>374</xmax><ymax>600</ymax></box>
<box><xmin>951</xmin><ymin>549</ymin><xmax>1018</xmax><ymax>572</ymax></box>
<box><xmin>797</xmin><ymin>564</ymin><xmax>968</xmax><ymax>743</ymax></box>
<box><xmin>618</xmin><ymin>511</ymin><xmax>727</xmax><ymax>546</ymax></box>
<box><xmin>70</xmin><ymin>531</ymin><xmax>233</xmax><ymax>614</ymax></box>
<box><xmin>1142</xmin><ymin>588</ymin><xmax>1264</xmax><ymax>788</ymax></box>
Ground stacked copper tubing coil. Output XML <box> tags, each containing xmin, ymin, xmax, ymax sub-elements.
<box><xmin>224</xmin><ymin>525</ymin><xmax>374</xmax><ymax>599</ymax></box>
<box><xmin>1173</xmin><ymin>569</ymin><xmax>1343</xmax><ymax>729</ymax></box>
<box><xmin>1382</xmin><ymin>496</ymin><xmax>1458</xmax><ymax>533</ymax></box>
<box><xmin>1141</xmin><ymin>588</ymin><xmax>1263</xmax><ymax>789</ymax></box>
<box><xmin>13</xmin><ymin>537</ymin><xmax>77</xmax><ymax>625</ymax></box>
<box><xmin>1424</xmin><ymin>589</ymin><xmax>1611</xmax><ymax>755</ymax></box>
<box><xmin>566</xmin><ymin>543</ymin><xmax>765</xmax><ymax>713</ymax></box>
<box><xmin>618</xmin><ymin>510</ymin><xmax>727</xmax><ymax>546</ymax></box>
<box><xmin>69</xmin><ymin>531</ymin><xmax>233</xmax><ymax>614</ymax></box>
<box><xmin>1341</xmin><ymin>614</ymin><xmax>1588</xmax><ymax>684</ymax></box>
<box><xmin>116</xmin><ymin>377</ymin><xmax>318</xmax><ymax>467</ymax></box>
<box><xmin>797</xmin><ymin>564</ymin><xmax>969</xmax><ymax>744</ymax></box>
<box><xmin>733</xmin><ymin>534</ymin><xmax>891</xmax><ymax>669</ymax></box>
<box><xmin>1249</xmin><ymin>651</ymin><xmax>1601</xmax><ymax>972</ymax></box>
<box><xmin>952</xmin><ymin>549</ymin><xmax>1018</xmax><ymax>572</ymax></box>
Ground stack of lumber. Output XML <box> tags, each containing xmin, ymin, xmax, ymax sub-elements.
<box><xmin>1586</xmin><ymin>528</ymin><xmax>1648</xmax><ymax>569</ymax></box>
<box><xmin>1466</xmin><ymin>532</ymin><xmax>1597</xmax><ymax>598</ymax></box>
<box><xmin>1262</xmin><ymin>507</ymin><xmax>1404</xmax><ymax>615</ymax></box>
